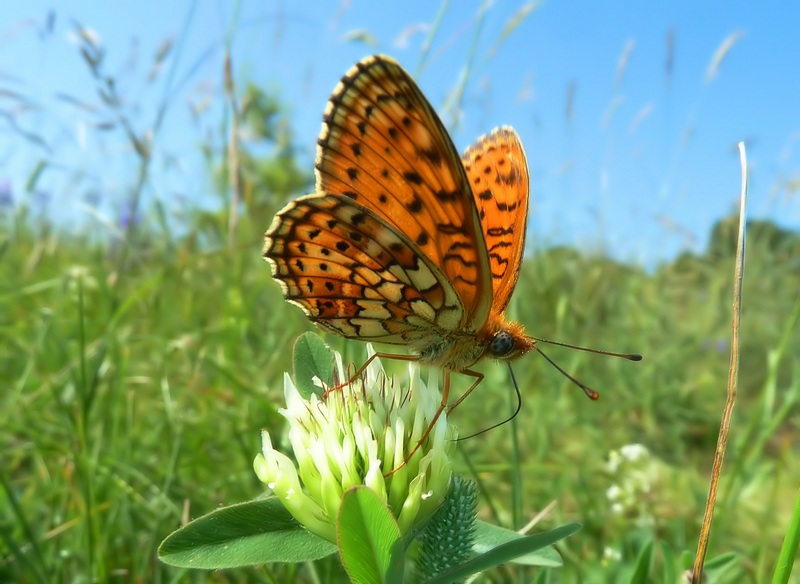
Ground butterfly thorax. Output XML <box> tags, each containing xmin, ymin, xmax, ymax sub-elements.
<box><xmin>415</xmin><ymin>316</ymin><xmax>535</xmax><ymax>372</ymax></box>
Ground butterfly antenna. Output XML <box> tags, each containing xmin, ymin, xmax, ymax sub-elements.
<box><xmin>532</xmin><ymin>336</ymin><xmax>642</xmax><ymax>361</ymax></box>
<box><xmin>534</xmin><ymin>346</ymin><xmax>601</xmax><ymax>400</ymax></box>
<box><xmin>456</xmin><ymin>363</ymin><xmax>523</xmax><ymax>441</ymax></box>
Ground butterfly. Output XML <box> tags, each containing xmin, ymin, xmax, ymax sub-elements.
<box><xmin>264</xmin><ymin>54</ymin><xmax>533</xmax><ymax>381</ymax></box>
<box><xmin>263</xmin><ymin>56</ymin><xmax>640</xmax><ymax>437</ymax></box>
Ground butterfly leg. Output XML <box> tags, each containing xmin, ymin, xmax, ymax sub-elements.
<box><xmin>446</xmin><ymin>368</ymin><xmax>485</xmax><ymax>413</ymax></box>
<box><xmin>385</xmin><ymin>367</ymin><xmax>452</xmax><ymax>477</ymax></box>
<box><xmin>385</xmin><ymin>368</ymin><xmax>488</xmax><ymax>475</ymax></box>
<box><xmin>322</xmin><ymin>352</ymin><xmax>420</xmax><ymax>398</ymax></box>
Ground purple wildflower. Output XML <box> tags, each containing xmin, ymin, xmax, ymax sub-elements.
<box><xmin>0</xmin><ymin>181</ymin><xmax>13</xmax><ymax>207</ymax></box>
<box><xmin>118</xmin><ymin>204</ymin><xmax>140</xmax><ymax>229</ymax></box>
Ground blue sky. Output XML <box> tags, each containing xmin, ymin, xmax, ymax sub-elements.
<box><xmin>1</xmin><ymin>1</ymin><xmax>798</xmax><ymax>263</ymax></box>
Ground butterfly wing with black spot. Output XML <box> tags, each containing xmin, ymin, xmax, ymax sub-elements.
<box><xmin>461</xmin><ymin>127</ymin><xmax>530</xmax><ymax>315</ymax></box>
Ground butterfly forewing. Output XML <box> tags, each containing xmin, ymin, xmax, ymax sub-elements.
<box><xmin>462</xmin><ymin>127</ymin><xmax>530</xmax><ymax>315</ymax></box>
<box><xmin>313</xmin><ymin>55</ymin><xmax>493</xmax><ymax>330</ymax></box>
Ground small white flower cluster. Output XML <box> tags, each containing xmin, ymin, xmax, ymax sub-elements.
<box><xmin>254</xmin><ymin>347</ymin><xmax>454</xmax><ymax>543</ymax></box>
<box><xmin>605</xmin><ymin>443</ymin><xmax>658</xmax><ymax>525</ymax></box>
<box><xmin>602</xmin><ymin>545</ymin><xmax>622</xmax><ymax>565</ymax></box>
<box><xmin>65</xmin><ymin>265</ymin><xmax>98</xmax><ymax>295</ymax></box>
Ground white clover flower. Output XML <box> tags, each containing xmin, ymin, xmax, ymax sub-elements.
<box><xmin>605</xmin><ymin>484</ymin><xmax>622</xmax><ymax>502</ymax></box>
<box><xmin>65</xmin><ymin>265</ymin><xmax>98</xmax><ymax>293</ymax></box>
<box><xmin>605</xmin><ymin>443</ymin><xmax>660</xmax><ymax>525</ymax></box>
<box><xmin>254</xmin><ymin>347</ymin><xmax>454</xmax><ymax>543</ymax></box>
<box><xmin>603</xmin><ymin>546</ymin><xmax>622</xmax><ymax>562</ymax></box>
<box><xmin>619</xmin><ymin>443</ymin><xmax>648</xmax><ymax>462</ymax></box>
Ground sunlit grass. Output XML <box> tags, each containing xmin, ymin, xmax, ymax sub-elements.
<box><xmin>2</xmin><ymin>206</ymin><xmax>799</xmax><ymax>581</ymax></box>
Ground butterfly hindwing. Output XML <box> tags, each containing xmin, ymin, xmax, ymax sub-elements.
<box><xmin>264</xmin><ymin>193</ymin><xmax>466</xmax><ymax>344</ymax></box>
<box><xmin>462</xmin><ymin>127</ymin><xmax>530</xmax><ymax>315</ymax></box>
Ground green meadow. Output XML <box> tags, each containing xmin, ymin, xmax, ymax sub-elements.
<box><xmin>3</xmin><ymin>7</ymin><xmax>800</xmax><ymax>583</ymax></box>
<box><xmin>4</xmin><ymin>195</ymin><xmax>800</xmax><ymax>581</ymax></box>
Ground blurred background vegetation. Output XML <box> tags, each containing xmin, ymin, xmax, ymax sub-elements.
<box><xmin>2</xmin><ymin>2</ymin><xmax>799</xmax><ymax>583</ymax></box>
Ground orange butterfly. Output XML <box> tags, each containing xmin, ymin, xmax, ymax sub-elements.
<box><xmin>264</xmin><ymin>55</ymin><xmax>637</xmax><ymax>420</ymax></box>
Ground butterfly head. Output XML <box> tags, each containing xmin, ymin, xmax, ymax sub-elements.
<box><xmin>485</xmin><ymin>322</ymin><xmax>535</xmax><ymax>362</ymax></box>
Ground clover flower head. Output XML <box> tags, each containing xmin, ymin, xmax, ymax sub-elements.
<box><xmin>254</xmin><ymin>346</ymin><xmax>454</xmax><ymax>543</ymax></box>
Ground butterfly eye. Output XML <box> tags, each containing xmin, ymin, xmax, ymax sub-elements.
<box><xmin>489</xmin><ymin>331</ymin><xmax>515</xmax><ymax>357</ymax></box>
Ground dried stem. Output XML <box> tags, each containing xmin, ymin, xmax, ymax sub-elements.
<box><xmin>692</xmin><ymin>142</ymin><xmax>748</xmax><ymax>581</ymax></box>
